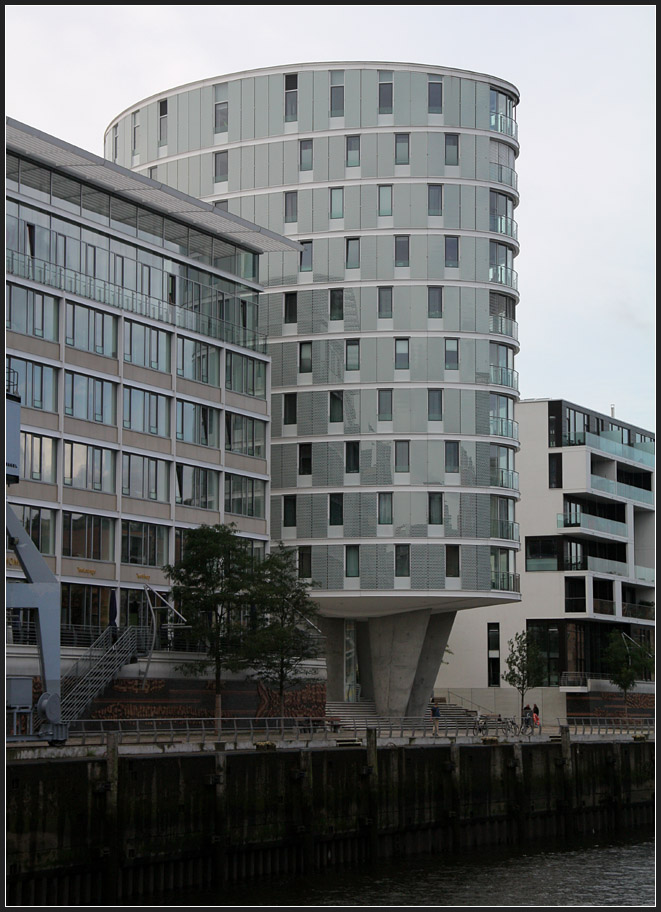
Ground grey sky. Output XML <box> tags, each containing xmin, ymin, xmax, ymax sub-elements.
<box><xmin>5</xmin><ymin>5</ymin><xmax>656</xmax><ymax>431</ymax></box>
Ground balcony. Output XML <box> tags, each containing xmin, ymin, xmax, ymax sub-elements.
<box><xmin>490</xmin><ymin>519</ymin><xmax>520</xmax><ymax>542</ymax></box>
<box><xmin>490</xmin><ymin>571</ymin><xmax>520</xmax><ymax>592</ymax></box>
<box><xmin>489</xmin><ymin>214</ymin><xmax>518</xmax><ymax>241</ymax></box>
<box><xmin>592</xmin><ymin>598</ymin><xmax>615</xmax><ymax>616</ymax></box>
<box><xmin>590</xmin><ymin>474</ymin><xmax>654</xmax><ymax>505</ymax></box>
<box><xmin>6</xmin><ymin>250</ymin><xmax>268</xmax><ymax>354</ymax></box>
<box><xmin>635</xmin><ymin>566</ymin><xmax>654</xmax><ymax>584</ymax></box>
<box><xmin>490</xmin><ymin>468</ymin><xmax>519</xmax><ymax>491</ymax></box>
<box><xmin>556</xmin><ymin>511</ymin><xmax>628</xmax><ymax>538</ymax></box>
<box><xmin>622</xmin><ymin>601</ymin><xmax>655</xmax><ymax>621</ymax></box>
<box><xmin>488</xmin><ymin>314</ymin><xmax>519</xmax><ymax>341</ymax></box>
<box><xmin>553</xmin><ymin>430</ymin><xmax>654</xmax><ymax>468</ymax></box>
<box><xmin>489</xmin><ymin>162</ymin><xmax>518</xmax><ymax>191</ymax></box>
<box><xmin>489</xmin><ymin>112</ymin><xmax>518</xmax><ymax>141</ymax></box>
<box><xmin>489</xmin><ymin>365</ymin><xmax>519</xmax><ymax>390</ymax></box>
<box><xmin>488</xmin><ymin>264</ymin><xmax>518</xmax><ymax>290</ymax></box>
<box><xmin>565</xmin><ymin>556</ymin><xmax>629</xmax><ymax>577</ymax></box>
<box><xmin>489</xmin><ymin>416</ymin><xmax>519</xmax><ymax>440</ymax></box>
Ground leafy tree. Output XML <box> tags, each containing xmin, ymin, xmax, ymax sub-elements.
<box><xmin>603</xmin><ymin>631</ymin><xmax>654</xmax><ymax>719</ymax></box>
<box><xmin>163</xmin><ymin>523</ymin><xmax>258</xmax><ymax>723</ymax></box>
<box><xmin>501</xmin><ymin>630</ymin><xmax>546</xmax><ymax>718</ymax></box>
<box><xmin>235</xmin><ymin>543</ymin><xmax>322</xmax><ymax>716</ymax></box>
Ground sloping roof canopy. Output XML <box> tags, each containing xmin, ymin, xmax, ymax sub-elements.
<box><xmin>6</xmin><ymin>118</ymin><xmax>301</xmax><ymax>256</ymax></box>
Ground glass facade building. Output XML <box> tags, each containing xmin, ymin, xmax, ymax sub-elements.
<box><xmin>107</xmin><ymin>62</ymin><xmax>523</xmax><ymax>716</ymax></box>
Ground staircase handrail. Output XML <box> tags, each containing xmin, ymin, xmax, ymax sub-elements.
<box><xmin>437</xmin><ymin>689</ymin><xmax>495</xmax><ymax>717</ymax></box>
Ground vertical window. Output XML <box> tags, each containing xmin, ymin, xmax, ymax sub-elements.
<box><xmin>299</xmin><ymin>341</ymin><xmax>312</xmax><ymax>373</ymax></box>
<box><xmin>131</xmin><ymin>111</ymin><xmax>140</xmax><ymax>153</ymax></box>
<box><xmin>445</xmin><ymin>134</ymin><xmax>459</xmax><ymax>166</ymax></box>
<box><xmin>330</xmin><ymin>71</ymin><xmax>344</xmax><ymax>117</ymax></box>
<box><xmin>445</xmin><ymin>236</ymin><xmax>459</xmax><ymax>267</ymax></box>
<box><xmin>345</xmin><ymin>441</ymin><xmax>360</xmax><ymax>474</ymax></box>
<box><xmin>283</xmin><ymin>392</ymin><xmax>297</xmax><ymax>425</ymax></box>
<box><xmin>112</xmin><ymin>125</ymin><xmax>118</xmax><ymax>162</ymax></box>
<box><xmin>284</xmin><ymin>191</ymin><xmax>298</xmax><ymax>223</ymax></box>
<box><xmin>395</xmin><ymin>338</ymin><xmax>409</xmax><ymax>370</ymax></box>
<box><xmin>378</xmin><ymin>71</ymin><xmax>393</xmax><ymax>114</ymax></box>
<box><xmin>299</xmin><ymin>139</ymin><xmax>313</xmax><ymax>171</ymax></box>
<box><xmin>378</xmin><ymin>185</ymin><xmax>392</xmax><ymax>217</ymax></box>
<box><xmin>428</xmin><ymin>184</ymin><xmax>443</xmax><ymax>216</ymax></box>
<box><xmin>394</xmin><ymin>235</ymin><xmax>410</xmax><ymax>267</ymax></box>
<box><xmin>428</xmin><ymin>78</ymin><xmax>443</xmax><ymax>114</ymax></box>
<box><xmin>428</xmin><ymin>286</ymin><xmax>443</xmax><ymax>318</ymax></box>
<box><xmin>298</xmin><ymin>443</ymin><xmax>312</xmax><ymax>475</ymax></box>
<box><xmin>395</xmin><ymin>440</ymin><xmax>410</xmax><ymax>473</ymax></box>
<box><xmin>284</xmin><ymin>291</ymin><xmax>297</xmax><ymax>323</ymax></box>
<box><xmin>283</xmin><ymin>495</ymin><xmax>297</xmax><ymax>527</ymax></box>
<box><xmin>298</xmin><ymin>546</ymin><xmax>312</xmax><ymax>579</ymax></box>
<box><xmin>346</xmin><ymin>544</ymin><xmax>360</xmax><ymax>578</ymax></box>
<box><xmin>446</xmin><ymin>544</ymin><xmax>460</xmax><ymax>577</ymax></box>
<box><xmin>300</xmin><ymin>240</ymin><xmax>313</xmax><ymax>272</ymax></box>
<box><xmin>329</xmin><ymin>288</ymin><xmax>344</xmax><ymax>321</ymax></box>
<box><xmin>445</xmin><ymin>339</ymin><xmax>459</xmax><ymax>370</ymax></box>
<box><xmin>158</xmin><ymin>99</ymin><xmax>168</xmax><ymax>146</ymax></box>
<box><xmin>549</xmin><ymin>453</ymin><xmax>563</xmax><ymax>489</ymax></box>
<box><xmin>429</xmin><ymin>493</ymin><xmax>444</xmax><ymax>525</ymax></box>
<box><xmin>214</xmin><ymin>91</ymin><xmax>228</xmax><ymax>133</ymax></box>
<box><xmin>488</xmin><ymin>623</ymin><xmax>501</xmax><ymax>686</ymax></box>
<box><xmin>346</xmin><ymin>339</ymin><xmax>360</xmax><ymax>371</ymax></box>
<box><xmin>395</xmin><ymin>544</ymin><xmax>410</xmax><ymax>578</ymax></box>
<box><xmin>378</xmin><ymin>389</ymin><xmax>393</xmax><ymax>422</ymax></box>
<box><xmin>329</xmin><ymin>492</ymin><xmax>344</xmax><ymax>526</ymax></box>
<box><xmin>378</xmin><ymin>286</ymin><xmax>393</xmax><ymax>319</ymax></box>
<box><xmin>346</xmin><ymin>238</ymin><xmax>360</xmax><ymax>269</ymax></box>
<box><xmin>214</xmin><ymin>151</ymin><xmax>228</xmax><ymax>183</ymax></box>
<box><xmin>285</xmin><ymin>74</ymin><xmax>298</xmax><ymax>121</ymax></box>
<box><xmin>445</xmin><ymin>440</ymin><xmax>460</xmax><ymax>474</ymax></box>
<box><xmin>330</xmin><ymin>187</ymin><xmax>344</xmax><ymax>219</ymax></box>
<box><xmin>395</xmin><ymin>133</ymin><xmax>410</xmax><ymax>164</ymax></box>
<box><xmin>378</xmin><ymin>492</ymin><xmax>393</xmax><ymax>525</ymax></box>
<box><xmin>428</xmin><ymin>389</ymin><xmax>443</xmax><ymax>421</ymax></box>
<box><xmin>346</xmin><ymin>135</ymin><xmax>360</xmax><ymax>167</ymax></box>
<box><xmin>330</xmin><ymin>390</ymin><xmax>344</xmax><ymax>423</ymax></box>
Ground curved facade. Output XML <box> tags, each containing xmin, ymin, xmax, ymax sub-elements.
<box><xmin>107</xmin><ymin>62</ymin><xmax>522</xmax><ymax>715</ymax></box>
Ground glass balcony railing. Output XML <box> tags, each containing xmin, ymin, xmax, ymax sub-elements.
<box><xmin>488</xmin><ymin>264</ymin><xmax>518</xmax><ymax>290</ymax></box>
<box><xmin>490</xmin><ymin>468</ymin><xmax>519</xmax><ymax>490</ymax></box>
<box><xmin>586</xmin><ymin>556</ymin><xmax>629</xmax><ymax>576</ymax></box>
<box><xmin>489</xmin><ymin>214</ymin><xmax>518</xmax><ymax>240</ymax></box>
<box><xmin>592</xmin><ymin>599</ymin><xmax>615</xmax><ymax>616</ymax></box>
<box><xmin>489</xmin><ymin>162</ymin><xmax>518</xmax><ymax>191</ymax></box>
<box><xmin>489</xmin><ymin>112</ymin><xmax>519</xmax><ymax>141</ymax></box>
<box><xmin>556</xmin><ymin>511</ymin><xmax>628</xmax><ymax>537</ymax></box>
<box><xmin>489</xmin><ymin>416</ymin><xmax>519</xmax><ymax>440</ymax></box>
<box><xmin>490</xmin><ymin>520</ymin><xmax>520</xmax><ymax>541</ymax></box>
<box><xmin>6</xmin><ymin>250</ymin><xmax>267</xmax><ymax>354</ymax></box>
<box><xmin>622</xmin><ymin>601</ymin><xmax>655</xmax><ymax>621</ymax></box>
<box><xmin>489</xmin><ymin>365</ymin><xmax>519</xmax><ymax>390</ymax></box>
<box><xmin>590</xmin><ymin>474</ymin><xmax>654</xmax><ymax>505</ymax></box>
<box><xmin>554</xmin><ymin>430</ymin><xmax>654</xmax><ymax>467</ymax></box>
<box><xmin>635</xmin><ymin>566</ymin><xmax>655</xmax><ymax>584</ymax></box>
<box><xmin>490</xmin><ymin>571</ymin><xmax>520</xmax><ymax>592</ymax></box>
<box><xmin>489</xmin><ymin>314</ymin><xmax>519</xmax><ymax>340</ymax></box>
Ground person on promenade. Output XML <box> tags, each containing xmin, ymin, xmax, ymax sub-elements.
<box><xmin>431</xmin><ymin>701</ymin><xmax>441</xmax><ymax>736</ymax></box>
<box><xmin>533</xmin><ymin>703</ymin><xmax>541</xmax><ymax>731</ymax></box>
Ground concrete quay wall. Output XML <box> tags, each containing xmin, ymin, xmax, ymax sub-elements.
<box><xmin>6</xmin><ymin>737</ymin><xmax>655</xmax><ymax>905</ymax></box>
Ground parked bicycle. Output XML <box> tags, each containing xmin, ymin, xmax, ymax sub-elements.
<box><xmin>473</xmin><ymin>715</ymin><xmax>519</xmax><ymax>737</ymax></box>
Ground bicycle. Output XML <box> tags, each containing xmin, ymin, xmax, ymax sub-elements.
<box><xmin>520</xmin><ymin>714</ymin><xmax>534</xmax><ymax>736</ymax></box>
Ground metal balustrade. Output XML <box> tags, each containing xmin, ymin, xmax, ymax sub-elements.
<box><xmin>561</xmin><ymin>717</ymin><xmax>654</xmax><ymax>737</ymax></box>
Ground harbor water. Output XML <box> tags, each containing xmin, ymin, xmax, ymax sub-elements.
<box><xmin>130</xmin><ymin>831</ymin><xmax>655</xmax><ymax>906</ymax></box>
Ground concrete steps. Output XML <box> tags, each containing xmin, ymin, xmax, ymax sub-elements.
<box><xmin>325</xmin><ymin>701</ymin><xmax>478</xmax><ymax>726</ymax></box>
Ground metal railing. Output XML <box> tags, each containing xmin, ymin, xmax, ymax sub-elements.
<box><xmin>489</xmin><ymin>314</ymin><xmax>519</xmax><ymax>340</ymax></box>
<box><xmin>561</xmin><ymin>717</ymin><xmax>654</xmax><ymax>737</ymax></box>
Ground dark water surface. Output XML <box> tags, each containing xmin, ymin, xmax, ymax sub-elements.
<box><xmin>132</xmin><ymin>831</ymin><xmax>655</xmax><ymax>907</ymax></box>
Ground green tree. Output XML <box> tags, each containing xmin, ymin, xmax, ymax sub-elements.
<box><xmin>163</xmin><ymin>523</ymin><xmax>258</xmax><ymax>723</ymax></box>
<box><xmin>501</xmin><ymin>630</ymin><xmax>546</xmax><ymax>719</ymax></box>
<box><xmin>603</xmin><ymin>631</ymin><xmax>654</xmax><ymax>719</ymax></box>
<box><xmin>236</xmin><ymin>543</ymin><xmax>322</xmax><ymax>716</ymax></box>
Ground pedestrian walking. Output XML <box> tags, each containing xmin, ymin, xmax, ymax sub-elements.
<box><xmin>431</xmin><ymin>700</ymin><xmax>441</xmax><ymax>736</ymax></box>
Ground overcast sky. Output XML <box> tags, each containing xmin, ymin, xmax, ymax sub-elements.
<box><xmin>5</xmin><ymin>5</ymin><xmax>656</xmax><ymax>431</ymax></box>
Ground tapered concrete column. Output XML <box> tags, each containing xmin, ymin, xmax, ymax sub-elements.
<box><xmin>405</xmin><ymin>611</ymin><xmax>456</xmax><ymax>717</ymax></box>
<box><xmin>318</xmin><ymin>616</ymin><xmax>345</xmax><ymax>702</ymax></box>
<box><xmin>368</xmin><ymin>609</ymin><xmax>435</xmax><ymax>717</ymax></box>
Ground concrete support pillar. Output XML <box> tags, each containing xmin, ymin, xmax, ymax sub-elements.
<box><xmin>318</xmin><ymin>617</ymin><xmax>345</xmax><ymax>701</ymax></box>
<box><xmin>405</xmin><ymin>611</ymin><xmax>456</xmax><ymax>717</ymax></box>
<box><xmin>368</xmin><ymin>609</ymin><xmax>440</xmax><ymax>717</ymax></box>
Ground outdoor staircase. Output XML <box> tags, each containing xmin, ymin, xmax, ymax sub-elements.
<box><xmin>325</xmin><ymin>700</ymin><xmax>477</xmax><ymax>726</ymax></box>
<box><xmin>59</xmin><ymin>627</ymin><xmax>144</xmax><ymax>723</ymax></box>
